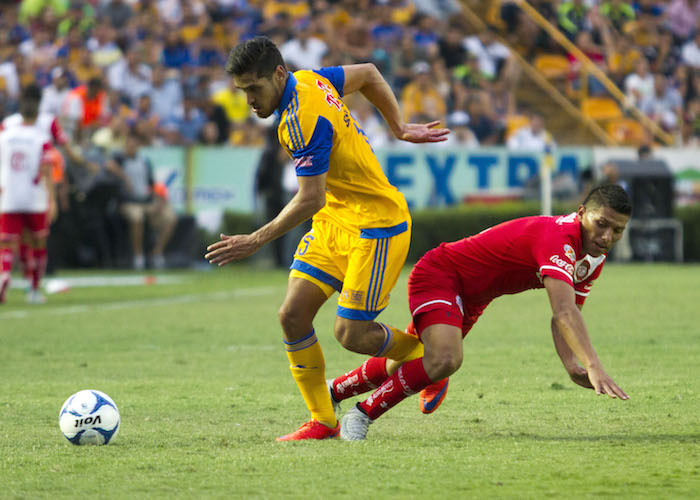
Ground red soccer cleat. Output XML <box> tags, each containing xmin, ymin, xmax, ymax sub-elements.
<box><xmin>275</xmin><ymin>420</ymin><xmax>340</xmax><ymax>441</ymax></box>
<box><xmin>419</xmin><ymin>378</ymin><xmax>449</xmax><ymax>414</ymax></box>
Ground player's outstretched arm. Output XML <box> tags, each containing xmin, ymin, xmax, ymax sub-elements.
<box><xmin>544</xmin><ymin>277</ymin><xmax>629</xmax><ymax>400</ymax></box>
<box><xmin>341</xmin><ymin>63</ymin><xmax>449</xmax><ymax>144</ymax></box>
<box><xmin>205</xmin><ymin>172</ymin><xmax>327</xmax><ymax>266</ymax></box>
<box><xmin>551</xmin><ymin>316</ymin><xmax>594</xmax><ymax>389</ymax></box>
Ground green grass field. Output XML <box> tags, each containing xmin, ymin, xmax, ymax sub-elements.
<box><xmin>1</xmin><ymin>264</ymin><xmax>698</xmax><ymax>498</ymax></box>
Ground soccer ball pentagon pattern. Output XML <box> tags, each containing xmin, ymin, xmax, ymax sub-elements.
<box><xmin>59</xmin><ymin>390</ymin><xmax>120</xmax><ymax>445</ymax></box>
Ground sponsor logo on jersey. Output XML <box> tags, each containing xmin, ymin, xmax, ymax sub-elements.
<box><xmin>294</xmin><ymin>155</ymin><xmax>314</xmax><ymax>169</ymax></box>
<box><xmin>549</xmin><ymin>254</ymin><xmax>574</xmax><ymax>275</ymax></box>
<box><xmin>563</xmin><ymin>244</ymin><xmax>576</xmax><ymax>262</ymax></box>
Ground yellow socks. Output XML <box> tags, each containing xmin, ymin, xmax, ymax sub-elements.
<box><xmin>284</xmin><ymin>330</ymin><xmax>337</xmax><ymax>428</ymax></box>
<box><xmin>375</xmin><ymin>323</ymin><xmax>423</xmax><ymax>361</ymax></box>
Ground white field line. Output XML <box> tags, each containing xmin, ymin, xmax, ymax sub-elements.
<box><xmin>0</xmin><ymin>286</ymin><xmax>282</xmax><ymax>320</ymax></box>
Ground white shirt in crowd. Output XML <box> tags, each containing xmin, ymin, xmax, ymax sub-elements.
<box><xmin>280</xmin><ymin>36</ymin><xmax>328</xmax><ymax>71</ymax></box>
<box><xmin>624</xmin><ymin>72</ymin><xmax>655</xmax><ymax>107</ymax></box>
<box><xmin>506</xmin><ymin>127</ymin><xmax>555</xmax><ymax>152</ymax></box>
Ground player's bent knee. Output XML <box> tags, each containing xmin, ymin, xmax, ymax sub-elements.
<box><xmin>424</xmin><ymin>351</ymin><xmax>462</xmax><ymax>380</ymax></box>
<box><xmin>333</xmin><ymin>320</ymin><xmax>371</xmax><ymax>354</ymax></box>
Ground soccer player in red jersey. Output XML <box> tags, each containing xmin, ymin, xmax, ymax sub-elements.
<box><xmin>337</xmin><ymin>184</ymin><xmax>632</xmax><ymax>440</ymax></box>
<box><xmin>0</xmin><ymin>85</ymin><xmax>56</xmax><ymax>304</ymax></box>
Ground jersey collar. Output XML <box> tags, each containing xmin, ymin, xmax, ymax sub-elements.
<box><xmin>275</xmin><ymin>72</ymin><xmax>297</xmax><ymax>117</ymax></box>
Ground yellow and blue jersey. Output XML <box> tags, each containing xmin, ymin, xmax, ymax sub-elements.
<box><xmin>275</xmin><ymin>67</ymin><xmax>410</xmax><ymax>238</ymax></box>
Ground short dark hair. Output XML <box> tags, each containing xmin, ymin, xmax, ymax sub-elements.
<box><xmin>583</xmin><ymin>184</ymin><xmax>632</xmax><ymax>216</ymax></box>
<box><xmin>19</xmin><ymin>84</ymin><xmax>42</xmax><ymax>118</ymax></box>
<box><xmin>225</xmin><ymin>36</ymin><xmax>285</xmax><ymax>78</ymax></box>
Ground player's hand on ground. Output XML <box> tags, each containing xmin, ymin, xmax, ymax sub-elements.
<box><xmin>205</xmin><ymin>233</ymin><xmax>259</xmax><ymax>266</ymax></box>
<box><xmin>568</xmin><ymin>365</ymin><xmax>594</xmax><ymax>389</ymax></box>
<box><xmin>587</xmin><ymin>366</ymin><xmax>629</xmax><ymax>400</ymax></box>
<box><xmin>398</xmin><ymin>121</ymin><xmax>450</xmax><ymax>143</ymax></box>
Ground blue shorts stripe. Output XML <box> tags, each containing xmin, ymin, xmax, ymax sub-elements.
<box><xmin>360</xmin><ymin>221</ymin><xmax>408</xmax><ymax>239</ymax></box>
<box><xmin>290</xmin><ymin>260</ymin><xmax>343</xmax><ymax>292</ymax></box>
<box><xmin>337</xmin><ymin>306</ymin><xmax>384</xmax><ymax>321</ymax></box>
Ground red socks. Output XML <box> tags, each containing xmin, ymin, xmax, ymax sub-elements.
<box><xmin>31</xmin><ymin>248</ymin><xmax>47</xmax><ymax>291</ymax></box>
<box><xmin>358</xmin><ymin>357</ymin><xmax>433</xmax><ymax>420</ymax></box>
<box><xmin>331</xmin><ymin>357</ymin><xmax>388</xmax><ymax>402</ymax></box>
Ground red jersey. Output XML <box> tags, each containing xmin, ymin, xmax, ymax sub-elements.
<box><xmin>419</xmin><ymin>213</ymin><xmax>606</xmax><ymax>307</ymax></box>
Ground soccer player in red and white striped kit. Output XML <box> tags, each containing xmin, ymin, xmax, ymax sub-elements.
<box><xmin>330</xmin><ymin>184</ymin><xmax>632</xmax><ymax>440</ymax></box>
<box><xmin>0</xmin><ymin>84</ymin><xmax>56</xmax><ymax>304</ymax></box>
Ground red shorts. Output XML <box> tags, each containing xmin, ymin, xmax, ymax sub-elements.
<box><xmin>0</xmin><ymin>212</ymin><xmax>50</xmax><ymax>241</ymax></box>
<box><xmin>408</xmin><ymin>255</ymin><xmax>488</xmax><ymax>339</ymax></box>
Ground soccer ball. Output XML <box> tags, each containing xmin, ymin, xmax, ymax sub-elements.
<box><xmin>59</xmin><ymin>390</ymin><xmax>120</xmax><ymax>445</ymax></box>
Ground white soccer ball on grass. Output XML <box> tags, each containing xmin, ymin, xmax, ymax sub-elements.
<box><xmin>59</xmin><ymin>390</ymin><xmax>120</xmax><ymax>445</ymax></box>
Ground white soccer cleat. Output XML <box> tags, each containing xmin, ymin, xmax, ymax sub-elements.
<box><xmin>327</xmin><ymin>379</ymin><xmax>341</xmax><ymax>415</ymax></box>
<box><xmin>340</xmin><ymin>403</ymin><xmax>373</xmax><ymax>441</ymax></box>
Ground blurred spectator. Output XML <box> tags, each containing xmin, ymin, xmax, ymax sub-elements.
<box><xmin>99</xmin><ymin>0</ymin><xmax>133</xmax><ymax>30</ymax></box>
<box><xmin>62</xmin><ymin>77</ymin><xmax>108</xmax><ymax>140</ymax></box>
<box><xmin>370</xmin><ymin>4</ymin><xmax>405</xmax><ymax>50</ymax></box>
<box><xmin>624</xmin><ymin>58</ymin><xmax>655</xmax><ymax>107</ymax></box>
<box><xmin>667</xmin><ymin>0</ymin><xmax>700</xmax><ymax>43</ymax></box>
<box><xmin>463</xmin><ymin>28</ymin><xmax>511</xmax><ymax>82</ymax></box>
<box><xmin>400</xmin><ymin>61</ymin><xmax>447</xmax><ymax>123</ymax></box>
<box><xmin>640</xmin><ymin>74</ymin><xmax>683</xmax><ymax>132</ymax></box>
<box><xmin>599</xmin><ymin>0</ymin><xmax>636</xmax><ymax>32</ymax></box>
<box><xmin>161</xmin><ymin>31</ymin><xmax>192</xmax><ymax>69</ymax></box>
<box><xmin>465</xmin><ymin>94</ymin><xmax>499</xmax><ymax>145</ymax></box>
<box><xmin>438</xmin><ymin>22</ymin><xmax>469</xmax><ymax>70</ymax></box>
<box><xmin>165</xmin><ymin>94</ymin><xmax>206</xmax><ymax>145</ymax></box>
<box><xmin>506</xmin><ymin>112</ymin><xmax>555</xmax><ymax>151</ymax></box>
<box><xmin>149</xmin><ymin>66</ymin><xmax>183</xmax><ymax>125</ymax></box>
<box><xmin>442</xmin><ymin>110</ymin><xmax>479</xmax><ymax>148</ymax></box>
<box><xmin>198</xmin><ymin>95</ymin><xmax>230</xmax><ymax>145</ymax></box>
<box><xmin>108</xmin><ymin>128</ymin><xmax>177</xmax><ymax>270</ymax></box>
<box><xmin>211</xmin><ymin>78</ymin><xmax>249</xmax><ymax>127</ymax></box>
<box><xmin>280</xmin><ymin>29</ymin><xmax>328</xmax><ymax>71</ymax></box>
<box><xmin>39</xmin><ymin>67</ymin><xmax>71</xmax><ymax>116</ymax></box>
<box><xmin>57</xmin><ymin>1</ymin><xmax>95</xmax><ymax>37</ymax></box>
<box><xmin>107</xmin><ymin>46</ymin><xmax>153</xmax><ymax>107</ymax></box>
<box><xmin>557</xmin><ymin>0</ymin><xmax>590</xmax><ymax>41</ymax></box>
<box><xmin>412</xmin><ymin>0</ymin><xmax>461</xmax><ymax>22</ymax></box>
<box><xmin>681</xmin><ymin>31</ymin><xmax>700</xmax><ymax>69</ymax></box>
<box><xmin>607</xmin><ymin>35</ymin><xmax>643</xmax><ymax>85</ymax></box>
<box><xmin>87</xmin><ymin>25</ymin><xmax>123</xmax><ymax>69</ymax></box>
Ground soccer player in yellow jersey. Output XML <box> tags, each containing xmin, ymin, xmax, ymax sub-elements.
<box><xmin>205</xmin><ymin>36</ymin><xmax>449</xmax><ymax>441</ymax></box>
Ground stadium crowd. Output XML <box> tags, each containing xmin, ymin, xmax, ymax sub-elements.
<box><xmin>2</xmin><ymin>0</ymin><xmax>700</xmax><ymax>153</ymax></box>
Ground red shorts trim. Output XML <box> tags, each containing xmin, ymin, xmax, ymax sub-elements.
<box><xmin>0</xmin><ymin>212</ymin><xmax>49</xmax><ymax>240</ymax></box>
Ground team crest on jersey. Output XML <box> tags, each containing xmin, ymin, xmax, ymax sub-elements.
<box><xmin>575</xmin><ymin>260</ymin><xmax>591</xmax><ymax>279</ymax></box>
<box><xmin>563</xmin><ymin>244</ymin><xmax>576</xmax><ymax>262</ymax></box>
